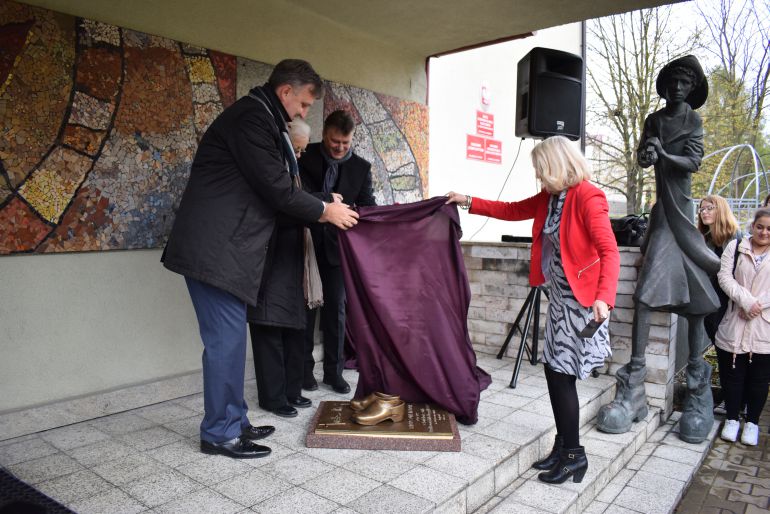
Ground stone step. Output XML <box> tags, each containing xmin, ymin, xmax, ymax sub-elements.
<box><xmin>424</xmin><ymin>356</ymin><xmax>618</xmax><ymax>513</ymax></box>
<box><xmin>471</xmin><ymin>408</ymin><xmax>662</xmax><ymax>513</ymax></box>
<box><xmin>584</xmin><ymin>412</ymin><xmax>718</xmax><ymax>514</ymax></box>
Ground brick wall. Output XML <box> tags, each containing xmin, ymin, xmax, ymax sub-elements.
<box><xmin>463</xmin><ymin>241</ymin><xmax>677</xmax><ymax>419</ymax></box>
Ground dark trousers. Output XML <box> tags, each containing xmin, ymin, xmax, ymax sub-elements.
<box><xmin>716</xmin><ymin>347</ymin><xmax>770</xmax><ymax>424</ymax></box>
<box><xmin>544</xmin><ymin>364</ymin><xmax>580</xmax><ymax>449</ymax></box>
<box><xmin>249</xmin><ymin>324</ymin><xmax>304</xmax><ymax>410</ymax></box>
<box><xmin>185</xmin><ymin>277</ymin><xmax>249</xmax><ymax>443</ymax></box>
<box><xmin>304</xmin><ymin>257</ymin><xmax>346</xmax><ymax>381</ymax></box>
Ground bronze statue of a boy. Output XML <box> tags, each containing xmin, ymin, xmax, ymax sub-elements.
<box><xmin>598</xmin><ymin>55</ymin><xmax>719</xmax><ymax>443</ymax></box>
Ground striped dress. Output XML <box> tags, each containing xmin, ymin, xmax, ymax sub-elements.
<box><xmin>541</xmin><ymin>192</ymin><xmax>611</xmax><ymax>379</ymax></box>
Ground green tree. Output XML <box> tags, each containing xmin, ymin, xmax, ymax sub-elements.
<box><xmin>586</xmin><ymin>7</ymin><xmax>697</xmax><ymax>214</ymax></box>
<box><xmin>693</xmin><ymin>0</ymin><xmax>770</xmax><ymax>200</ymax></box>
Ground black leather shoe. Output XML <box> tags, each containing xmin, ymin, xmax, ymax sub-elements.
<box><xmin>288</xmin><ymin>396</ymin><xmax>312</xmax><ymax>408</ymax></box>
<box><xmin>303</xmin><ymin>376</ymin><xmax>319</xmax><ymax>391</ymax></box>
<box><xmin>241</xmin><ymin>425</ymin><xmax>275</xmax><ymax>440</ymax></box>
<box><xmin>538</xmin><ymin>446</ymin><xmax>588</xmax><ymax>484</ymax></box>
<box><xmin>323</xmin><ymin>377</ymin><xmax>351</xmax><ymax>394</ymax></box>
<box><xmin>271</xmin><ymin>405</ymin><xmax>298</xmax><ymax>418</ymax></box>
<box><xmin>533</xmin><ymin>434</ymin><xmax>563</xmax><ymax>470</ymax></box>
<box><xmin>200</xmin><ymin>437</ymin><xmax>271</xmax><ymax>459</ymax></box>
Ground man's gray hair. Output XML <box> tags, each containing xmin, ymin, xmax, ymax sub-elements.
<box><xmin>288</xmin><ymin>119</ymin><xmax>311</xmax><ymax>140</ymax></box>
<box><xmin>268</xmin><ymin>59</ymin><xmax>323</xmax><ymax>99</ymax></box>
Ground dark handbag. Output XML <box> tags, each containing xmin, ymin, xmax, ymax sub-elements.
<box><xmin>610</xmin><ymin>213</ymin><xmax>648</xmax><ymax>247</ymax></box>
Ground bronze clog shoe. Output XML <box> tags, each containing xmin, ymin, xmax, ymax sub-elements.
<box><xmin>349</xmin><ymin>392</ymin><xmax>400</xmax><ymax>412</ymax></box>
<box><xmin>351</xmin><ymin>398</ymin><xmax>406</xmax><ymax>426</ymax></box>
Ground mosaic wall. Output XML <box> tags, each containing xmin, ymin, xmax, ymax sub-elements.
<box><xmin>0</xmin><ymin>0</ymin><xmax>428</xmax><ymax>255</ymax></box>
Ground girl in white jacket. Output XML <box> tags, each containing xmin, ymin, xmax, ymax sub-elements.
<box><xmin>716</xmin><ymin>207</ymin><xmax>770</xmax><ymax>446</ymax></box>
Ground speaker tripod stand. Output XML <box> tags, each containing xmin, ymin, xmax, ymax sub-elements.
<box><xmin>496</xmin><ymin>285</ymin><xmax>549</xmax><ymax>388</ymax></box>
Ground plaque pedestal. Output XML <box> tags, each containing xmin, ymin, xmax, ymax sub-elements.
<box><xmin>305</xmin><ymin>401</ymin><xmax>461</xmax><ymax>452</ymax></box>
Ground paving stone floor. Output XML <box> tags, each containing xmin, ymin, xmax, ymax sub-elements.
<box><xmin>2</xmin><ymin>354</ymin><xmax>766</xmax><ymax>514</ymax></box>
<box><xmin>2</xmin><ymin>355</ymin><xmax>617</xmax><ymax>513</ymax></box>
<box><xmin>676</xmin><ymin>399</ymin><xmax>770</xmax><ymax>514</ymax></box>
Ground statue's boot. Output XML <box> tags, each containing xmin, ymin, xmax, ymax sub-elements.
<box><xmin>679</xmin><ymin>358</ymin><xmax>715</xmax><ymax>443</ymax></box>
<box><xmin>597</xmin><ymin>358</ymin><xmax>648</xmax><ymax>434</ymax></box>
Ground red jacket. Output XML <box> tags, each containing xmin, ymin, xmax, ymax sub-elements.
<box><xmin>470</xmin><ymin>180</ymin><xmax>620</xmax><ymax>308</ymax></box>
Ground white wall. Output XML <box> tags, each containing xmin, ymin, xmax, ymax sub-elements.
<box><xmin>429</xmin><ymin>23</ymin><xmax>583</xmax><ymax>242</ymax></box>
<box><xmin>0</xmin><ymin>250</ymin><xmax>201</xmax><ymax>411</ymax></box>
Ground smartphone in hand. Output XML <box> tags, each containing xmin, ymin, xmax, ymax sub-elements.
<box><xmin>578</xmin><ymin>319</ymin><xmax>604</xmax><ymax>338</ymax></box>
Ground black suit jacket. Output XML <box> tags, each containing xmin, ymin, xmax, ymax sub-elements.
<box><xmin>299</xmin><ymin>143</ymin><xmax>376</xmax><ymax>266</ymax></box>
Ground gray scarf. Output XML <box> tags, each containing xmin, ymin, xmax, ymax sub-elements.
<box><xmin>320</xmin><ymin>146</ymin><xmax>353</xmax><ymax>194</ymax></box>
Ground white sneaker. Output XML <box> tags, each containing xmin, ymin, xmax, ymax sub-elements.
<box><xmin>741</xmin><ymin>422</ymin><xmax>759</xmax><ymax>446</ymax></box>
<box><xmin>721</xmin><ymin>419</ymin><xmax>740</xmax><ymax>442</ymax></box>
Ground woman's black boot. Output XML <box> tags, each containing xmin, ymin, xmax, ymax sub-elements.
<box><xmin>538</xmin><ymin>446</ymin><xmax>588</xmax><ymax>484</ymax></box>
<box><xmin>532</xmin><ymin>434</ymin><xmax>563</xmax><ymax>470</ymax></box>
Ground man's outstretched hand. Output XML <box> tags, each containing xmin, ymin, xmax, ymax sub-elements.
<box><xmin>320</xmin><ymin>202</ymin><xmax>359</xmax><ymax>230</ymax></box>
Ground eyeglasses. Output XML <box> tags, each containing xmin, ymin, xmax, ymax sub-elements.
<box><xmin>698</xmin><ymin>206</ymin><xmax>715</xmax><ymax>213</ymax></box>
<box><xmin>293</xmin><ymin>147</ymin><xmax>306</xmax><ymax>156</ymax></box>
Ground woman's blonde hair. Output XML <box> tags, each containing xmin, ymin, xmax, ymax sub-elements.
<box><xmin>697</xmin><ymin>195</ymin><xmax>739</xmax><ymax>247</ymax></box>
<box><xmin>531</xmin><ymin>136</ymin><xmax>591</xmax><ymax>193</ymax></box>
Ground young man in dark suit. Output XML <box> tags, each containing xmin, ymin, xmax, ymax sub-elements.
<box><xmin>299</xmin><ymin>110</ymin><xmax>376</xmax><ymax>393</ymax></box>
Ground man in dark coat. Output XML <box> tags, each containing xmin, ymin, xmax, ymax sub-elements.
<box><xmin>162</xmin><ymin>60</ymin><xmax>359</xmax><ymax>459</ymax></box>
<box><xmin>299</xmin><ymin>110</ymin><xmax>376</xmax><ymax>394</ymax></box>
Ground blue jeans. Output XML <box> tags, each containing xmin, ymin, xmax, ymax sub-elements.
<box><xmin>185</xmin><ymin>277</ymin><xmax>250</xmax><ymax>442</ymax></box>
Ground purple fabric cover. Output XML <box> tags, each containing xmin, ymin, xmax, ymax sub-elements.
<box><xmin>337</xmin><ymin>197</ymin><xmax>491</xmax><ymax>424</ymax></box>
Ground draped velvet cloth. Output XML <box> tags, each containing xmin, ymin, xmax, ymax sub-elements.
<box><xmin>337</xmin><ymin>197</ymin><xmax>491</xmax><ymax>424</ymax></box>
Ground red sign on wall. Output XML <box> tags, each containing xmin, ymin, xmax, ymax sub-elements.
<box><xmin>466</xmin><ymin>135</ymin><xmax>485</xmax><ymax>161</ymax></box>
<box><xmin>476</xmin><ymin>110</ymin><xmax>494</xmax><ymax>137</ymax></box>
<box><xmin>485</xmin><ymin>139</ymin><xmax>502</xmax><ymax>163</ymax></box>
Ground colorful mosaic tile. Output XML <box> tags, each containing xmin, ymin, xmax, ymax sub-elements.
<box><xmin>368</xmin><ymin>119</ymin><xmax>414</xmax><ymax>172</ymax></box>
<box><xmin>62</xmin><ymin>125</ymin><xmax>105</xmax><ymax>156</ymax></box>
<box><xmin>0</xmin><ymin>173</ymin><xmax>11</xmax><ymax>203</ymax></box>
<box><xmin>185</xmin><ymin>55</ymin><xmax>216</xmax><ymax>83</ymax></box>
<box><xmin>18</xmin><ymin>147</ymin><xmax>92</xmax><ymax>222</ymax></box>
<box><xmin>0</xmin><ymin>5</ymin><xmax>74</xmax><ymax>188</ymax></box>
<box><xmin>191</xmin><ymin>83</ymin><xmax>220</xmax><ymax>104</ymax></box>
<box><xmin>210</xmin><ymin>51</ymin><xmax>236</xmax><ymax>108</ymax></box>
<box><xmin>69</xmin><ymin>91</ymin><xmax>114</xmax><ymax>130</ymax></box>
<box><xmin>391</xmin><ymin>175</ymin><xmax>418</xmax><ymax>191</ymax></box>
<box><xmin>377</xmin><ymin>94</ymin><xmax>429</xmax><ymax>197</ymax></box>
<box><xmin>0</xmin><ymin>0</ymin><xmax>428</xmax><ymax>254</ymax></box>
<box><xmin>0</xmin><ymin>19</ymin><xmax>32</xmax><ymax>96</ymax></box>
<box><xmin>123</xmin><ymin>29</ymin><xmax>177</xmax><ymax>50</ymax></box>
<box><xmin>193</xmin><ymin>102</ymin><xmax>220</xmax><ymax>136</ymax></box>
<box><xmin>350</xmin><ymin>88</ymin><xmax>389</xmax><ymax>124</ymax></box>
<box><xmin>180</xmin><ymin>43</ymin><xmax>207</xmax><ymax>55</ymax></box>
<box><xmin>392</xmin><ymin>188</ymin><xmax>423</xmax><ymax>204</ymax></box>
<box><xmin>75</xmin><ymin>46</ymin><xmax>122</xmax><ymax>101</ymax></box>
<box><xmin>115</xmin><ymin>46</ymin><xmax>192</xmax><ymax>136</ymax></box>
<box><xmin>79</xmin><ymin>19</ymin><xmax>119</xmax><ymax>46</ymax></box>
<box><xmin>0</xmin><ymin>196</ymin><xmax>49</xmax><ymax>252</ymax></box>
<box><xmin>37</xmin><ymin>185</ymin><xmax>112</xmax><ymax>252</ymax></box>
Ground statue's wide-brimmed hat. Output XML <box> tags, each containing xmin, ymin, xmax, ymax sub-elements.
<box><xmin>656</xmin><ymin>55</ymin><xmax>708</xmax><ymax>109</ymax></box>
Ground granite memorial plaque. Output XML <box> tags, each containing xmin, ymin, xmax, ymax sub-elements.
<box><xmin>306</xmin><ymin>401</ymin><xmax>461</xmax><ymax>451</ymax></box>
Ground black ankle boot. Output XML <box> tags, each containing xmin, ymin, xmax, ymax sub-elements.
<box><xmin>538</xmin><ymin>446</ymin><xmax>588</xmax><ymax>484</ymax></box>
<box><xmin>533</xmin><ymin>434</ymin><xmax>563</xmax><ymax>470</ymax></box>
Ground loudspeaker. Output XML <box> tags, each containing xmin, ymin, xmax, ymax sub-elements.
<box><xmin>515</xmin><ymin>47</ymin><xmax>584</xmax><ymax>141</ymax></box>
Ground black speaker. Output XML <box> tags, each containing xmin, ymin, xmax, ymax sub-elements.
<box><xmin>515</xmin><ymin>47</ymin><xmax>584</xmax><ymax>141</ymax></box>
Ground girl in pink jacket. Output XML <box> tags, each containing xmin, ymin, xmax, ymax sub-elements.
<box><xmin>716</xmin><ymin>207</ymin><xmax>770</xmax><ymax>446</ymax></box>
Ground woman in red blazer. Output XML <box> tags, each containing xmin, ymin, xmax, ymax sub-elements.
<box><xmin>447</xmin><ymin>136</ymin><xmax>620</xmax><ymax>485</ymax></box>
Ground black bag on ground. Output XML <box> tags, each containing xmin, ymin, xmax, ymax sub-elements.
<box><xmin>610</xmin><ymin>214</ymin><xmax>648</xmax><ymax>247</ymax></box>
